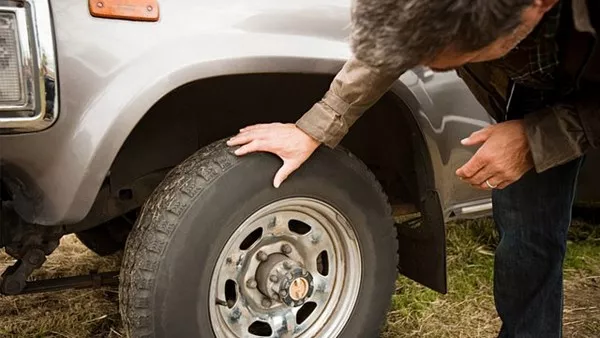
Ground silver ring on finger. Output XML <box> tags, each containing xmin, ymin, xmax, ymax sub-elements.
<box><xmin>485</xmin><ymin>179</ymin><xmax>498</xmax><ymax>189</ymax></box>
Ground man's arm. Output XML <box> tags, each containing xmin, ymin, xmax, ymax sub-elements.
<box><xmin>524</xmin><ymin>87</ymin><xmax>600</xmax><ymax>172</ymax></box>
<box><xmin>227</xmin><ymin>56</ymin><xmax>403</xmax><ymax>187</ymax></box>
<box><xmin>296</xmin><ymin>57</ymin><xmax>403</xmax><ymax>148</ymax></box>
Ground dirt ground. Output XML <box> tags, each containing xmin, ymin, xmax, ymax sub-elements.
<box><xmin>0</xmin><ymin>218</ymin><xmax>599</xmax><ymax>338</ymax></box>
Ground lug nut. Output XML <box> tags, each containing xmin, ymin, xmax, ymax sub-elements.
<box><xmin>230</xmin><ymin>308</ymin><xmax>242</xmax><ymax>321</ymax></box>
<box><xmin>257</xmin><ymin>251</ymin><xmax>268</xmax><ymax>262</ymax></box>
<box><xmin>269</xmin><ymin>275</ymin><xmax>279</xmax><ymax>283</ymax></box>
<box><xmin>268</xmin><ymin>216</ymin><xmax>277</xmax><ymax>228</ymax></box>
<box><xmin>261</xmin><ymin>298</ymin><xmax>272</xmax><ymax>307</ymax></box>
<box><xmin>280</xmin><ymin>290</ymin><xmax>288</xmax><ymax>298</ymax></box>
<box><xmin>246</xmin><ymin>279</ymin><xmax>257</xmax><ymax>289</ymax></box>
<box><xmin>281</xmin><ymin>244</ymin><xmax>292</xmax><ymax>254</ymax></box>
<box><xmin>311</xmin><ymin>232</ymin><xmax>321</xmax><ymax>244</ymax></box>
<box><xmin>283</xmin><ymin>261</ymin><xmax>292</xmax><ymax>270</ymax></box>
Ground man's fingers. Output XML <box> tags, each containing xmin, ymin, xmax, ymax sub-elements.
<box><xmin>461</xmin><ymin>127</ymin><xmax>492</xmax><ymax>146</ymax></box>
<box><xmin>228</xmin><ymin>128</ymin><xmax>271</xmax><ymax>146</ymax></box>
<box><xmin>234</xmin><ymin>141</ymin><xmax>265</xmax><ymax>156</ymax></box>
<box><xmin>477</xmin><ymin>178</ymin><xmax>503</xmax><ymax>190</ymax></box>
<box><xmin>240</xmin><ymin>124</ymin><xmax>267</xmax><ymax>132</ymax></box>
<box><xmin>463</xmin><ymin>165</ymin><xmax>493</xmax><ymax>186</ymax></box>
<box><xmin>456</xmin><ymin>152</ymin><xmax>487</xmax><ymax>178</ymax></box>
<box><xmin>227</xmin><ymin>133</ymin><xmax>254</xmax><ymax>146</ymax></box>
<box><xmin>273</xmin><ymin>160</ymin><xmax>300</xmax><ymax>188</ymax></box>
<box><xmin>240</xmin><ymin>123</ymin><xmax>281</xmax><ymax>133</ymax></box>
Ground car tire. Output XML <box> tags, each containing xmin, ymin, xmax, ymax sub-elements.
<box><xmin>119</xmin><ymin>139</ymin><xmax>398</xmax><ymax>338</ymax></box>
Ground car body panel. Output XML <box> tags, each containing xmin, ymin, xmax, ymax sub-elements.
<box><xmin>0</xmin><ymin>0</ymin><xmax>494</xmax><ymax>225</ymax></box>
<box><xmin>394</xmin><ymin>70</ymin><xmax>494</xmax><ymax>212</ymax></box>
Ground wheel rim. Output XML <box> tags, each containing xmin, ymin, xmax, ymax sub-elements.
<box><xmin>209</xmin><ymin>197</ymin><xmax>362</xmax><ymax>338</ymax></box>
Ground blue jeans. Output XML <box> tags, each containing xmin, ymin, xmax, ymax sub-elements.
<box><xmin>492</xmin><ymin>157</ymin><xmax>584</xmax><ymax>338</ymax></box>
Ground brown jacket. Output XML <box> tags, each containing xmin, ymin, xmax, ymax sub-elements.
<box><xmin>296</xmin><ymin>0</ymin><xmax>600</xmax><ymax>173</ymax></box>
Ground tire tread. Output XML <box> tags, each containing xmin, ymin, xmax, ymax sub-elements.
<box><xmin>119</xmin><ymin>139</ymin><xmax>398</xmax><ymax>337</ymax></box>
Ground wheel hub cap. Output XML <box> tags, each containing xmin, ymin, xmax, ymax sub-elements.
<box><xmin>290</xmin><ymin>277</ymin><xmax>310</xmax><ymax>301</ymax></box>
<box><xmin>256</xmin><ymin>253</ymin><xmax>314</xmax><ymax>307</ymax></box>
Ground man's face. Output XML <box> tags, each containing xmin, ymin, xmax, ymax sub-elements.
<box><xmin>426</xmin><ymin>0</ymin><xmax>559</xmax><ymax>72</ymax></box>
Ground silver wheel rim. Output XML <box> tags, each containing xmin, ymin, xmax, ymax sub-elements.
<box><xmin>209</xmin><ymin>197</ymin><xmax>362</xmax><ymax>338</ymax></box>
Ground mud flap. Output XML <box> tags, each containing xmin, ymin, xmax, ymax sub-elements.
<box><xmin>396</xmin><ymin>190</ymin><xmax>447</xmax><ymax>294</ymax></box>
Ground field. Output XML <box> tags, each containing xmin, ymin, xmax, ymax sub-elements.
<box><xmin>0</xmin><ymin>215</ymin><xmax>599</xmax><ymax>338</ymax></box>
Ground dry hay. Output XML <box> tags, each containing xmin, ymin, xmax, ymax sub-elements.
<box><xmin>0</xmin><ymin>235</ymin><xmax>122</xmax><ymax>338</ymax></box>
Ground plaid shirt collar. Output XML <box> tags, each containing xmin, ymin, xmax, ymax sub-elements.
<box><xmin>487</xmin><ymin>0</ymin><xmax>595</xmax><ymax>114</ymax></box>
<box><xmin>493</xmin><ymin>0</ymin><xmax>594</xmax><ymax>89</ymax></box>
<box><xmin>493</xmin><ymin>1</ymin><xmax>564</xmax><ymax>90</ymax></box>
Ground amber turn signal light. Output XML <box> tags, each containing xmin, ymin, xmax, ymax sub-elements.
<box><xmin>89</xmin><ymin>0</ymin><xmax>159</xmax><ymax>22</ymax></box>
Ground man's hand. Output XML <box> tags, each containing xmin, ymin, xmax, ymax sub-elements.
<box><xmin>227</xmin><ymin>123</ymin><xmax>321</xmax><ymax>188</ymax></box>
<box><xmin>456</xmin><ymin>120</ymin><xmax>534</xmax><ymax>190</ymax></box>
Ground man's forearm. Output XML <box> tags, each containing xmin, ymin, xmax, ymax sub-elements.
<box><xmin>296</xmin><ymin>56</ymin><xmax>403</xmax><ymax>148</ymax></box>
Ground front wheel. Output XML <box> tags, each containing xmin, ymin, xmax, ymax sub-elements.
<box><xmin>120</xmin><ymin>140</ymin><xmax>398</xmax><ymax>337</ymax></box>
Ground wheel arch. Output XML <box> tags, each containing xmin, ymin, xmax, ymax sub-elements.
<box><xmin>3</xmin><ymin>57</ymin><xmax>447</xmax><ymax>293</ymax></box>
<box><xmin>102</xmin><ymin>68</ymin><xmax>448</xmax><ymax>294</ymax></box>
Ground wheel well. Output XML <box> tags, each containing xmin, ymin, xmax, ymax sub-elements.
<box><xmin>76</xmin><ymin>73</ymin><xmax>423</xmax><ymax>231</ymax></box>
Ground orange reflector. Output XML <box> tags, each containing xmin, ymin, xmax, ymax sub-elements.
<box><xmin>89</xmin><ymin>0</ymin><xmax>159</xmax><ymax>22</ymax></box>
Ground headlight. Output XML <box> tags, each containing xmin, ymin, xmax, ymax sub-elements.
<box><xmin>0</xmin><ymin>12</ymin><xmax>24</xmax><ymax>105</ymax></box>
<box><xmin>0</xmin><ymin>0</ymin><xmax>58</xmax><ymax>134</ymax></box>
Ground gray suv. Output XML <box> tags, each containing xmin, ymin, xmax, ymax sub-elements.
<box><xmin>1</xmin><ymin>0</ymin><xmax>598</xmax><ymax>337</ymax></box>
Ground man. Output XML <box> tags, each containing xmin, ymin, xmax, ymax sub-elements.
<box><xmin>228</xmin><ymin>0</ymin><xmax>599</xmax><ymax>336</ymax></box>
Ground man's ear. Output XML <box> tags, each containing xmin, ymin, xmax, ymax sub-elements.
<box><xmin>533</xmin><ymin>0</ymin><xmax>560</xmax><ymax>13</ymax></box>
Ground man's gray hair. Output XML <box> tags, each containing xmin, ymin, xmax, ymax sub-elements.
<box><xmin>350</xmin><ymin>0</ymin><xmax>533</xmax><ymax>72</ymax></box>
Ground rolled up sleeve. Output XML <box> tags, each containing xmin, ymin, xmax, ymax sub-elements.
<box><xmin>524</xmin><ymin>104</ymin><xmax>588</xmax><ymax>172</ymax></box>
<box><xmin>524</xmin><ymin>88</ymin><xmax>600</xmax><ymax>172</ymax></box>
<box><xmin>296</xmin><ymin>57</ymin><xmax>402</xmax><ymax>148</ymax></box>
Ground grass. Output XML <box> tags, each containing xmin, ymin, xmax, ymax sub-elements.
<box><xmin>383</xmin><ymin>219</ymin><xmax>500</xmax><ymax>337</ymax></box>
<box><xmin>383</xmin><ymin>215</ymin><xmax>600</xmax><ymax>338</ymax></box>
<box><xmin>0</xmin><ymin>215</ymin><xmax>599</xmax><ymax>337</ymax></box>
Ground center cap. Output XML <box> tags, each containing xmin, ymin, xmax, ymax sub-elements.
<box><xmin>289</xmin><ymin>277</ymin><xmax>309</xmax><ymax>301</ymax></box>
<box><xmin>254</xmin><ymin>253</ymin><xmax>315</xmax><ymax>307</ymax></box>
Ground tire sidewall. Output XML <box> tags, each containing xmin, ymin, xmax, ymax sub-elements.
<box><xmin>148</xmin><ymin>148</ymin><xmax>397</xmax><ymax>337</ymax></box>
